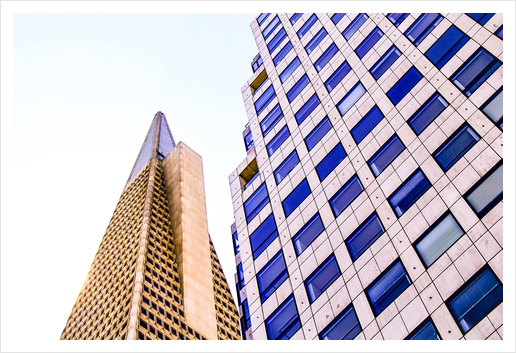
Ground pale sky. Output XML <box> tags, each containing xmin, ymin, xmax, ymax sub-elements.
<box><xmin>1</xmin><ymin>1</ymin><xmax>515</xmax><ymax>352</ymax></box>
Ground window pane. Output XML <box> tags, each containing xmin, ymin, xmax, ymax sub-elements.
<box><xmin>337</xmin><ymin>82</ymin><xmax>366</xmax><ymax>116</ymax></box>
<box><xmin>280</xmin><ymin>57</ymin><xmax>301</xmax><ymax>83</ymax></box>
<box><xmin>368</xmin><ymin>134</ymin><xmax>405</xmax><ymax>177</ymax></box>
<box><xmin>414</xmin><ymin>212</ymin><xmax>464</xmax><ymax>268</ymax></box>
<box><xmin>293</xmin><ymin>213</ymin><xmax>324</xmax><ymax>255</ymax></box>
<box><xmin>406</xmin><ymin>318</ymin><xmax>441</xmax><ymax>340</ymax></box>
<box><xmin>388</xmin><ymin>169</ymin><xmax>431</xmax><ymax>217</ymax></box>
<box><xmin>305</xmin><ymin>28</ymin><xmax>328</xmax><ymax>54</ymax></box>
<box><xmin>387</xmin><ymin>66</ymin><xmax>423</xmax><ymax>105</ymax></box>
<box><xmin>305</xmin><ymin>116</ymin><xmax>332</xmax><ymax>151</ymax></box>
<box><xmin>447</xmin><ymin>266</ymin><xmax>502</xmax><ymax>334</ymax></box>
<box><xmin>356</xmin><ymin>27</ymin><xmax>383</xmax><ymax>59</ymax></box>
<box><xmin>316</xmin><ymin>143</ymin><xmax>347</xmax><ymax>181</ymax></box>
<box><xmin>244</xmin><ymin>183</ymin><xmax>270</xmax><ymax>223</ymax></box>
<box><xmin>314</xmin><ymin>43</ymin><xmax>339</xmax><ymax>72</ymax></box>
<box><xmin>262</xmin><ymin>15</ymin><xmax>280</xmax><ymax>40</ymax></box>
<box><xmin>405</xmin><ymin>13</ymin><xmax>443</xmax><ymax>46</ymax></box>
<box><xmin>325</xmin><ymin>61</ymin><xmax>351</xmax><ymax>92</ymax></box>
<box><xmin>254</xmin><ymin>85</ymin><xmax>276</xmax><ymax>115</ymax></box>
<box><xmin>297</xmin><ymin>14</ymin><xmax>318</xmax><ymax>38</ymax></box>
<box><xmin>370</xmin><ymin>45</ymin><xmax>401</xmax><ymax>80</ymax></box>
<box><xmin>387</xmin><ymin>13</ymin><xmax>409</xmax><ymax>27</ymax></box>
<box><xmin>481</xmin><ymin>87</ymin><xmax>503</xmax><ymax>128</ymax></box>
<box><xmin>433</xmin><ymin>124</ymin><xmax>480</xmax><ymax>172</ymax></box>
<box><xmin>266</xmin><ymin>125</ymin><xmax>290</xmax><ymax>156</ymax></box>
<box><xmin>495</xmin><ymin>25</ymin><xmax>503</xmax><ymax>39</ymax></box>
<box><xmin>351</xmin><ymin>105</ymin><xmax>384</xmax><ymax>144</ymax></box>
<box><xmin>345</xmin><ymin>212</ymin><xmax>385</xmax><ymax>261</ymax></box>
<box><xmin>244</xmin><ymin>131</ymin><xmax>254</xmax><ymax>151</ymax></box>
<box><xmin>366</xmin><ymin>259</ymin><xmax>411</xmax><ymax>316</ymax></box>
<box><xmin>287</xmin><ymin>74</ymin><xmax>309</xmax><ymax>103</ymax></box>
<box><xmin>305</xmin><ymin>254</ymin><xmax>341</xmax><ymax>303</ymax></box>
<box><xmin>250</xmin><ymin>213</ymin><xmax>278</xmax><ymax>259</ymax></box>
<box><xmin>290</xmin><ymin>13</ymin><xmax>302</xmax><ymax>25</ymax></box>
<box><xmin>265</xmin><ymin>295</ymin><xmax>301</xmax><ymax>340</ymax></box>
<box><xmin>260</xmin><ymin>104</ymin><xmax>284</xmax><ymax>136</ymax></box>
<box><xmin>465</xmin><ymin>162</ymin><xmax>503</xmax><ymax>218</ymax></box>
<box><xmin>425</xmin><ymin>25</ymin><xmax>469</xmax><ymax>69</ymax></box>
<box><xmin>467</xmin><ymin>13</ymin><xmax>495</xmax><ymax>25</ymax></box>
<box><xmin>330</xmin><ymin>175</ymin><xmax>364</xmax><ymax>217</ymax></box>
<box><xmin>408</xmin><ymin>92</ymin><xmax>449</xmax><ymax>135</ymax></box>
<box><xmin>273</xmin><ymin>42</ymin><xmax>293</xmax><ymax>66</ymax></box>
<box><xmin>295</xmin><ymin>94</ymin><xmax>320</xmax><ymax>125</ymax></box>
<box><xmin>274</xmin><ymin>150</ymin><xmax>300</xmax><ymax>184</ymax></box>
<box><xmin>257</xmin><ymin>13</ymin><xmax>271</xmax><ymax>26</ymax></box>
<box><xmin>283</xmin><ymin>179</ymin><xmax>311</xmax><ymax>218</ymax></box>
<box><xmin>242</xmin><ymin>300</ymin><xmax>251</xmax><ymax>331</ymax></box>
<box><xmin>343</xmin><ymin>13</ymin><xmax>368</xmax><ymax>40</ymax></box>
<box><xmin>450</xmin><ymin>48</ymin><xmax>501</xmax><ymax>96</ymax></box>
<box><xmin>319</xmin><ymin>304</ymin><xmax>361</xmax><ymax>340</ymax></box>
<box><xmin>257</xmin><ymin>251</ymin><xmax>288</xmax><ymax>302</ymax></box>
<box><xmin>331</xmin><ymin>13</ymin><xmax>346</xmax><ymax>25</ymax></box>
<box><xmin>268</xmin><ymin>28</ymin><xmax>287</xmax><ymax>53</ymax></box>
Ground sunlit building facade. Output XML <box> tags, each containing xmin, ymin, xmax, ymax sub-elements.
<box><xmin>229</xmin><ymin>13</ymin><xmax>503</xmax><ymax>340</ymax></box>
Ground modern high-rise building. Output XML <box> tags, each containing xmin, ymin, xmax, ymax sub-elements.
<box><xmin>61</xmin><ymin>112</ymin><xmax>241</xmax><ymax>340</ymax></box>
<box><xmin>229</xmin><ymin>13</ymin><xmax>503</xmax><ymax>340</ymax></box>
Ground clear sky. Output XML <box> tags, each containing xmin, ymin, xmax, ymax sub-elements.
<box><xmin>1</xmin><ymin>1</ymin><xmax>514</xmax><ymax>352</ymax></box>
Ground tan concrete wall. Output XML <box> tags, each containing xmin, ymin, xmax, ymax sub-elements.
<box><xmin>162</xmin><ymin>142</ymin><xmax>217</xmax><ymax>339</ymax></box>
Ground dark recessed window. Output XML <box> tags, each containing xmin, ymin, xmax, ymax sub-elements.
<box><xmin>337</xmin><ymin>81</ymin><xmax>366</xmax><ymax>116</ymax></box>
<box><xmin>257</xmin><ymin>251</ymin><xmax>288</xmax><ymax>302</ymax></box>
<box><xmin>295</xmin><ymin>94</ymin><xmax>320</xmax><ymax>125</ymax></box>
<box><xmin>351</xmin><ymin>105</ymin><xmax>384</xmax><ymax>145</ymax></box>
<box><xmin>266</xmin><ymin>125</ymin><xmax>290</xmax><ymax>156</ymax></box>
<box><xmin>408</xmin><ymin>92</ymin><xmax>449</xmax><ymax>135</ymax></box>
<box><xmin>355</xmin><ymin>27</ymin><xmax>383</xmax><ymax>59</ymax></box>
<box><xmin>243</xmin><ymin>182</ymin><xmax>269</xmax><ymax>223</ymax></box>
<box><xmin>319</xmin><ymin>304</ymin><xmax>361</xmax><ymax>340</ymax></box>
<box><xmin>293</xmin><ymin>213</ymin><xmax>324</xmax><ymax>255</ymax></box>
<box><xmin>425</xmin><ymin>25</ymin><xmax>469</xmax><ymax>69</ymax></box>
<box><xmin>366</xmin><ymin>259</ymin><xmax>411</xmax><ymax>316</ymax></box>
<box><xmin>265</xmin><ymin>295</ymin><xmax>301</xmax><ymax>340</ymax></box>
<box><xmin>287</xmin><ymin>74</ymin><xmax>310</xmax><ymax>103</ymax></box>
<box><xmin>262</xmin><ymin>15</ymin><xmax>281</xmax><ymax>40</ymax></box>
<box><xmin>464</xmin><ymin>161</ymin><xmax>503</xmax><ymax>218</ymax></box>
<box><xmin>331</xmin><ymin>13</ymin><xmax>346</xmax><ymax>25</ymax></box>
<box><xmin>250</xmin><ymin>213</ymin><xmax>278</xmax><ymax>259</ymax></box>
<box><xmin>273</xmin><ymin>42</ymin><xmax>293</xmax><ymax>66</ymax></box>
<box><xmin>274</xmin><ymin>150</ymin><xmax>300</xmax><ymax>184</ymax></box>
<box><xmin>268</xmin><ymin>28</ymin><xmax>287</xmax><ymax>54</ymax></box>
<box><xmin>315</xmin><ymin>143</ymin><xmax>347</xmax><ymax>181</ymax></box>
<box><xmin>433</xmin><ymin>123</ymin><xmax>480</xmax><ymax>172</ymax></box>
<box><xmin>405</xmin><ymin>318</ymin><xmax>441</xmax><ymax>340</ymax></box>
<box><xmin>345</xmin><ymin>212</ymin><xmax>385</xmax><ymax>261</ymax></box>
<box><xmin>279</xmin><ymin>57</ymin><xmax>301</xmax><ymax>83</ymax></box>
<box><xmin>387</xmin><ymin>13</ymin><xmax>409</xmax><ymax>27</ymax></box>
<box><xmin>305</xmin><ymin>116</ymin><xmax>332</xmax><ymax>151</ymax></box>
<box><xmin>329</xmin><ymin>174</ymin><xmax>363</xmax><ymax>218</ymax></box>
<box><xmin>370</xmin><ymin>45</ymin><xmax>401</xmax><ymax>80</ymax></box>
<box><xmin>481</xmin><ymin>87</ymin><xmax>503</xmax><ymax>129</ymax></box>
<box><xmin>368</xmin><ymin>134</ymin><xmax>405</xmax><ymax>177</ymax></box>
<box><xmin>343</xmin><ymin>13</ymin><xmax>368</xmax><ymax>40</ymax></box>
<box><xmin>388</xmin><ymin>169</ymin><xmax>431</xmax><ymax>218</ymax></box>
<box><xmin>305</xmin><ymin>28</ymin><xmax>328</xmax><ymax>54</ymax></box>
<box><xmin>325</xmin><ymin>61</ymin><xmax>351</xmax><ymax>92</ymax></box>
<box><xmin>283</xmin><ymin>179</ymin><xmax>311</xmax><ymax>218</ymax></box>
<box><xmin>260</xmin><ymin>104</ymin><xmax>283</xmax><ymax>137</ymax></box>
<box><xmin>314</xmin><ymin>43</ymin><xmax>339</xmax><ymax>72</ymax></box>
<box><xmin>387</xmin><ymin>66</ymin><xmax>423</xmax><ymax>105</ymax></box>
<box><xmin>305</xmin><ymin>254</ymin><xmax>341</xmax><ymax>303</ymax></box>
<box><xmin>404</xmin><ymin>13</ymin><xmax>443</xmax><ymax>46</ymax></box>
<box><xmin>297</xmin><ymin>14</ymin><xmax>318</xmax><ymax>38</ymax></box>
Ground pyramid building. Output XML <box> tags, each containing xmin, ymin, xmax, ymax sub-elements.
<box><xmin>61</xmin><ymin>112</ymin><xmax>241</xmax><ymax>340</ymax></box>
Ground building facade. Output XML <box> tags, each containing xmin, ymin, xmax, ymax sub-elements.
<box><xmin>61</xmin><ymin>112</ymin><xmax>241</xmax><ymax>340</ymax></box>
<box><xmin>229</xmin><ymin>13</ymin><xmax>503</xmax><ymax>340</ymax></box>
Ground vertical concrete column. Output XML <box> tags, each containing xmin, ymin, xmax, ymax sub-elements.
<box><xmin>162</xmin><ymin>142</ymin><xmax>217</xmax><ymax>340</ymax></box>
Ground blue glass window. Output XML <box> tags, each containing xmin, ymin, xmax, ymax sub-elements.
<box><xmin>293</xmin><ymin>213</ymin><xmax>324</xmax><ymax>255</ymax></box>
<box><xmin>351</xmin><ymin>105</ymin><xmax>384</xmax><ymax>144</ymax></box>
<box><xmin>251</xmin><ymin>55</ymin><xmax>263</xmax><ymax>73</ymax></box>
<box><xmin>319</xmin><ymin>304</ymin><xmax>361</xmax><ymax>340</ymax></box>
<box><xmin>325</xmin><ymin>61</ymin><xmax>351</xmax><ymax>92</ymax></box>
<box><xmin>405</xmin><ymin>13</ymin><xmax>443</xmax><ymax>46</ymax></box>
<box><xmin>370</xmin><ymin>45</ymin><xmax>401</xmax><ymax>80</ymax></box>
<box><xmin>345</xmin><ymin>212</ymin><xmax>385</xmax><ymax>261</ymax></box>
<box><xmin>244</xmin><ymin>171</ymin><xmax>260</xmax><ymax>191</ymax></box>
<box><xmin>305</xmin><ymin>116</ymin><xmax>332</xmax><ymax>151</ymax></box>
<box><xmin>495</xmin><ymin>25</ymin><xmax>503</xmax><ymax>39</ymax></box>
<box><xmin>425</xmin><ymin>25</ymin><xmax>469</xmax><ymax>69</ymax></box>
<box><xmin>305</xmin><ymin>28</ymin><xmax>328</xmax><ymax>54</ymax></box>
<box><xmin>331</xmin><ymin>13</ymin><xmax>345</xmax><ymax>25</ymax></box>
<box><xmin>244</xmin><ymin>131</ymin><xmax>254</xmax><ymax>151</ymax></box>
<box><xmin>467</xmin><ymin>13</ymin><xmax>495</xmax><ymax>25</ymax></box>
<box><xmin>265</xmin><ymin>295</ymin><xmax>301</xmax><ymax>340</ymax></box>
<box><xmin>408</xmin><ymin>92</ymin><xmax>449</xmax><ymax>135</ymax></box>
<box><xmin>366</xmin><ymin>259</ymin><xmax>411</xmax><ymax>316</ymax></box>
<box><xmin>267</xmin><ymin>125</ymin><xmax>290</xmax><ymax>156</ymax></box>
<box><xmin>481</xmin><ymin>87</ymin><xmax>503</xmax><ymax>129</ymax></box>
<box><xmin>387</xmin><ymin>66</ymin><xmax>423</xmax><ymax>105</ymax></box>
<box><xmin>314</xmin><ymin>43</ymin><xmax>339</xmax><ymax>72</ymax></box>
<box><xmin>244</xmin><ymin>183</ymin><xmax>270</xmax><ymax>223</ymax></box>
<box><xmin>262</xmin><ymin>15</ymin><xmax>281</xmax><ymax>40</ymax></box>
<box><xmin>343</xmin><ymin>13</ymin><xmax>368</xmax><ymax>40</ymax></box>
<box><xmin>250</xmin><ymin>213</ymin><xmax>278</xmax><ymax>259</ymax></box>
<box><xmin>387</xmin><ymin>13</ymin><xmax>409</xmax><ymax>27</ymax></box>
<box><xmin>388</xmin><ymin>169</ymin><xmax>431</xmax><ymax>218</ymax></box>
<box><xmin>330</xmin><ymin>175</ymin><xmax>363</xmax><ymax>218</ymax></box>
<box><xmin>260</xmin><ymin>104</ymin><xmax>283</xmax><ymax>137</ymax></box>
<box><xmin>236</xmin><ymin>263</ymin><xmax>245</xmax><ymax>292</ymax></box>
<box><xmin>464</xmin><ymin>162</ymin><xmax>503</xmax><ymax>218</ymax></box>
<box><xmin>295</xmin><ymin>94</ymin><xmax>320</xmax><ymax>125</ymax></box>
<box><xmin>274</xmin><ymin>150</ymin><xmax>300</xmax><ymax>184</ymax></box>
<box><xmin>257</xmin><ymin>13</ymin><xmax>271</xmax><ymax>26</ymax></box>
<box><xmin>254</xmin><ymin>85</ymin><xmax>276</xmax><ymax>116</ymax></box>
<box><xmin>257</xmin><ymin>251</ymin><xmax>288</xmax><ymax>302</ymax></box>
<box><xmin>283</xmin><ymin>179</ymin><xmax>311</xmax><ymax>218</ymax></box>
<box><xmin>337</xmin><ymin>81</ymin><xmax>366</xmax><ymax>116</ymax></box>
<box><xmin>433</xmin><ymin>124</ymin><xmax>480</xmax><ymax>172</ymax></box>
<box><xmin>279</xmin><ymin>57</ymin><xmax>301</xmax><ymax>83</ymax></box>
<box><xmin>268</xmin><ymin>28</ymin><xmax>287</xmax><ymax>54</ymax></box>
<box><xmin>273</xmin><ymin>42</ymin><xmax>293</xmax><ymax>66</ymax></box>
<box><xmin>287</xmin><ymin>74</ymin><xmax>309</xmax><ymax>103</ymax></box>
<box><xmin>368</xmin><ymin>134</ymin><xmax>405</xmax><ymax>177</ymax></box>
<box><xmin>447</xmin><ymin>266</ymin><xmax>502</xmax><ymax>334</ymax></box>
<box><xmin>315</xmin><ymin>143</ymin><xmax>347</xmax><ymax>181</ymax></box>
<box><xmin>450</xmin><ymin>47</ymin><xmax>502</xmax><ymax>97</ymax></box>
<box><xmin>414</xmin><ymin>212</ymin><xmax>464</xmax><ymax>268</ymax></box>
<box><xmin>356</xmin><ymin>27</ymin><xmax>383</xmax><ymax>59</ymax></box>
<box><xmin>241</xmin><ymin>299</ymin><xmax>251</xmax><ymax>331</ymax></box>
<box><xmin>290</xmin><ymin>13</ymin><xmax>302</xmax><ymax>25</ymax></box>
<box><xmin>232</xmin><ymin>230</ymin><xmax>240</xmax><ymax>254</ymax></box>
<box><xmin>405</xmin><ymin>318</ymin><xmax>441</xmax><ymax>340</ymax></box>
<box><xmin>297</xmin><ymin>14</ymin><xmax>318</xmax><ymax>39</ymax></box>
<box><xmin>305</xmin><ymin>254</ymin><xmax>341</xmax><ymax>303</ymax></box>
